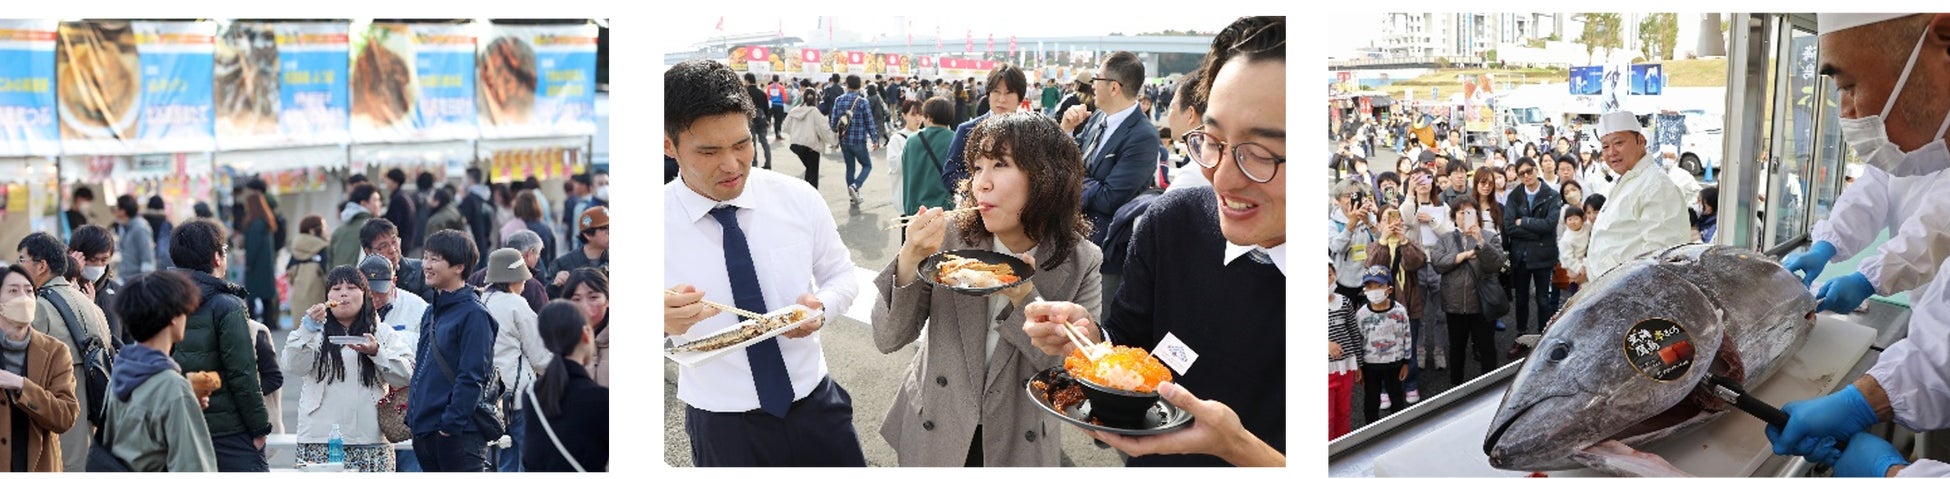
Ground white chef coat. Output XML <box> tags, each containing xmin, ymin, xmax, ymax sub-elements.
<box><xmin>1585</xmin><ymin>152</ymin><xmax>1693</xmax><ymax>278</ymax></box>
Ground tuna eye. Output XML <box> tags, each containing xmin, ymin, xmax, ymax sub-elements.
<box><xmin>1548</xmin><ymin>344</ymin><xmax>1571</xmax><ymax>362</ymax></box>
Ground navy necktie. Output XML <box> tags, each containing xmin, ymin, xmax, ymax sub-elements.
<box><xmin>708</xmin><ymin>206</ymin><xmax>794</xmax><ymax>418</ymax></box>
<box><xmin>1081</xmin><ymin>115</ymin><xmax>1108</xmax><ymax>166</ymax></box>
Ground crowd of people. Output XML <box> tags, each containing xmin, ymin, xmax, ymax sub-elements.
<box><xmin>664</xmin><ymin>16</ymin><xmax>1286</xmax><ymax>467</ymax></box>
<box><xmin>3</xmin><ymin>166</ymin><xmax>611</xmax><ymax>471</ymax></box>
<box><xmin>1327</xmin><ymin>104</ymin><xmax>1724</xmax><ymax>436</ymax></box>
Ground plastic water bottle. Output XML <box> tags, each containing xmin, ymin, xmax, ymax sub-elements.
<box><xmin>327</xmin><ymin>424</ymin><xmax>345</xmax><ymax>464</ymax></box>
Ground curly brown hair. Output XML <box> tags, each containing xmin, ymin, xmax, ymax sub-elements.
<box><xmin>954</xmin><ymin>112</ymin><xmax>1091</xmax><ymax>271</ymax></box>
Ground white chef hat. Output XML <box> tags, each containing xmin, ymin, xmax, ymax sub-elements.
<box><xmin>1598</xmin><ymin>110</ymin><xmax>1643</xmax><ymax>138</ymax></box>
<box><xmin>1818</xmin><ymin>14</ymin><xmax>1914</xmax><ymax>36</ymax></box>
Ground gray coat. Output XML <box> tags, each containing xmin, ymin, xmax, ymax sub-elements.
<box><xmin>1432</xmin><ymin>229</ymin><xmax>1508</xmax><ymax>314</ymax></box>
<box><xmin>871</xmin><ymin>222</ymin><xmax>1103</xmax><ymax>466</ymax></box>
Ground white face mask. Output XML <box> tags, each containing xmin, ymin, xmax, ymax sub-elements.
<box><xmin>594</xmin><ymin>186</ymin><xmax>610</xmax><ymax>202</ymax></box>
<box><xmin>83</xmin><ymin>265</ymin><xmax>107</xmax><ymax>283</ymax></box>
<box><xmin>1839</xmin><ymin>27</ymin><xmax>1950</xmax><ymax>177</ymax></box>
<box><xmin>1365</xmin><ymin>289</ymin><xmax>1390</xmax><ymax>304</ymax></box>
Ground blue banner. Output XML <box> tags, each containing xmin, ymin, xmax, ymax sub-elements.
<box><xmin>1569</xmin><ymin>66</ymin><xmax>1603</xmax><ymax>96</ymax></box>
<box><xmin>479</xmin><ymin>24</ymin><xmax>598</xmax><ymax>138</ymax></box>
<box><xmin>134</xmin><ymin>21</ymin><xmax>216</xmax><ymax>153</ymax></box>
<box><xmin>277</xmin><ymin>23</ymin><xmax>350</xmax><ymax>146</ymax></box>
<box><xmin>412</xmin><ymin>24</ymin><xmax>476</xmax><ymax>140</ymax></box>
<box><xmin>1629</xmin><ymin>63</ymin><xmax>1664</xmax><ymax>95</ymax></box>
<box><xmin>0</xmin><ymin>20</ymin><xmax>58</xmax><ymax>156</ymax></box>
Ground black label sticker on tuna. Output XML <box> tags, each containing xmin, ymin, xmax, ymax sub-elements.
<box><xmin>1624</xmin><ymin>318</ymin><xmax>1693</xmax><ymax>382</ymax></box>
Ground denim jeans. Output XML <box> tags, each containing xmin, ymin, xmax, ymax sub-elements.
<box><xmin>840</xmin><ymin>142</ymin><xmax>872</xmax><ymax>191</ymax></box>
<box><xmin>496</xmin><ymin>402</ymin><xmax>527</xmax><ymax>472</ymax></box>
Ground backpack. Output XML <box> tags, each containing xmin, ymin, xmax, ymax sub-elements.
<box><xmin>39</xmin><ymin>287</ymin><xmax>115</xmax><ymax>427</ymax></box>
<box><xmin>833</xmin><ymin>94</ymin><xmax>862</xmax><ymax>135</ymax></box>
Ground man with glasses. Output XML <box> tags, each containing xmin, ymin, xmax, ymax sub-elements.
<box><xmin>1585</xmin><ymin>110</ymin><xmax>1691</xmax><ymax>279</ymax></box>
<box><xmin>1024</xmin><ymin>16</ymin><xmax>1286</xmax><ymax>466</ymax></box>
<box><xmin>1501</xmin><ymin>158</ymin><xmax>1562</xmax><ymax>334</ymax></box>
<box><xmin>1060</xmin><ymin>51</ymin><xmax>1163</xmax><ymax>248</ymax></box>
<box><xmin>941</xmin><ymin>64</ymin><xmax>1029</xmax><ymax>196</ymax></box>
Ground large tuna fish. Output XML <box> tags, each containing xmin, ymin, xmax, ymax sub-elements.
<box><xmin>1483</xmin><ymin>244</ymin><xmax>1818</xmax><ymax>475</ymax></box>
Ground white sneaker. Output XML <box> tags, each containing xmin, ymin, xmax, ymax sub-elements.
<box><xmin>1406</xmin><ymin>389</ymin><xmax>1422</xmax><ymax>404</ymax></box>
<box><xmin>847</xmin><ymin>186</ymin><xmax>861</xmax><ymax>205</ymax></box>
<box><xmin>1379</xmin><ymin>394</ymin><xmax>1393</xmax><ymax>410</ymax></box>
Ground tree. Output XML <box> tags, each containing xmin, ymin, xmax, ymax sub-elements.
<box><xmin>1638</xmin><ymin>13</ymin><xmax>1680</xmax><ymax>61</ymax></box>
<box><xmin>1579</xmin><ymin>13</ymin><xmax>1625</xmax><ymax>63</ymax></box>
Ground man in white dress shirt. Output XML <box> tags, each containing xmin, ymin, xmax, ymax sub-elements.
<box><xmin>662</xmin><ymin>59</ymin><xmax>867</xmax><ymax>467</ymax></box>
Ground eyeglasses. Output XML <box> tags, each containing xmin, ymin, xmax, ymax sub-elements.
<box><xmin>1087</xmin><ymin>74</ymin><xmax>1121</xmax><ymax>87</ymax></box>
<box><xmin>1517</xmin><ymin>168</ymin><xmax>1536</xmax><ymax>176</ymax></box>
<box><xmin>1181</xmin><ymin>128</ymin><xmax>1285</xmax><ymax>183</ymax></box>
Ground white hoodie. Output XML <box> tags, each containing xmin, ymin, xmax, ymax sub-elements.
<box><xmin>784</xmin><ymin>105</ymin><xmax>838</xmax><ymax>150</ymax></box>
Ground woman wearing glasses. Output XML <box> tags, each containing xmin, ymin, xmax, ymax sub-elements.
<box><xmin>871</xmin><ymin>112</ymin><xmax>1102</xmax><ymax>466</ymax></box>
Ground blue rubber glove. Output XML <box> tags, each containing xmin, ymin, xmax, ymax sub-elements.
<box><xmin>1783</xmin><ymin>241</ymin><xmax>1837</xmax><ymax>287</ymax></box>
<box><xmin>1833</xmin><ymin>432</ymin><xmax>1910</xmax><ymax>478</ymax></box>
<box><xmin>1766</xmin><ymin>385</ymin><xmax>1882</xmax><ymax>464</ymax></box>
<box><xmin>1818</xmin><ymin>272</ymin><xmax>1877</xmax><ymax>314</ymax></box>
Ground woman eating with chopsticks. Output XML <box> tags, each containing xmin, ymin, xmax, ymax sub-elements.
<box><xmin>870</xmin><ymin>112</ymin><xmax>1103</xmax><ymax>467</ymax></box>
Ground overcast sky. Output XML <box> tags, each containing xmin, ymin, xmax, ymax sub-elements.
<box><xmin>662</xmin><ymin>16</ymin><xmax>1244</xmax><ymax>52</ymax></box>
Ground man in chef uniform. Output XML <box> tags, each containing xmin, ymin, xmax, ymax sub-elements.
<box><xmin>1766</xmin><ymin>13</ymin><xmax>1950</xmax><ymax>478</ymax></box>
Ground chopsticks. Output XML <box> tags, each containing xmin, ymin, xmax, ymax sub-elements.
<box><xmin>884</xmin><ymin>208</ymin><xmax>973</xmax><ymax>230</ymax></box>
<box><xmin>663</xmin><ymin>289</ymin><xmax>767</xmax><ymax>321</ymax></box>
<box><xmin>1057</xmin><ymin>319</ymin><xmax>1108</xmax><ymax>362</ymax></box>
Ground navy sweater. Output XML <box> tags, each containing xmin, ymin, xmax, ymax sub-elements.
<box><xmin>407</xmin><ymin>287</ymin><xmax>499</xmax><ymax>436</ymax></box>
<box><xmin>1101</xmin><ymin>187</ymin><xmax>1286</xmax><ymax>466</ymax></box>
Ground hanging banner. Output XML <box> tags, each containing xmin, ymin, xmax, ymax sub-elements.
<box><xmin>215</xmin><ymin>21</ymin><xmax>351</xmax><ymax>149</ymax></box>
<box><xmin>412</xmin><ymin>24</ymin><xmax>477</xmax><ymax>140</ymax></box>
<box><xmin>57</xmin><ymin>21</ymin><xmax>217</xmax><ymax>155</ymax></box>
<box><xmin>1629</xmin><ymin>63</ymin><xmax>1664</xmax><ymax>96</ymax></box>
<box><xmin>134</xmin><ymin>22</ymin><xmax>216</xmax><ymax>153</ymax></box>
<box><xmin>214</xmin><ymin>22</ymin><xmax>277</xmax><ymax>143</ymax></box>
<box><xmin>916</xmin><ymin>56</ymin><xmax>935</xmax><ymax>79</ymax></box>
<box><xmin>824</xmin><ymin>49</ymin><xmax>844</xmax><ymax>74</ymax></box>
<box><xmin>845</xmin><ymin>50</ymin><xmax>867</xmax><ymax>75</ymax></box>
<box><xmin>351</xmin><ymin>22</ymin><xmax>476</xmax><ymax>143</ymax></box>
<box><xmin>350</xmin><ymin>23</ymin><xmax>415</xmax><ymax>140</ymax></box>
<box><xmin>478</xmin><ymin>24</ymin><xmax>597</xmax><ymax>139</ymax></box>
<box><xmin>728</xmin><ymin>45</ymin><xmax>774</xmax><ymax>74</ymax></box>
<box><xmin>1569</xmin><ymin>65</ymin><xmax>1603</xmax><ymax>96</ymax></box>
<box><xmin>0</xmin><ymin>20</ymin><xmax>58</xmax><ymax>156</ymax></box>
<box><xmin>791</xmin><ymin>48</ymin><xmax>818</xmax><ymax>76</ymax></box>
<box><xmin>277</xmin><ymin>22</ymin><xmax>350</xmax><ymax>146</ymax></box>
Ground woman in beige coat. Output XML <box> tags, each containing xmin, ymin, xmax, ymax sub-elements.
<box><xmin>0</xmin><ymin>266</ymin><xmax>79</xmax><ymax>471</ymax></box>
<box><xmin>285</xmin><ymin>215</ymin><xmax>331</xmax><ymax>328</ymax></box>
<box><xmin>872</xmin><ymin>113</ymin><xmax>1102</xmax><ymax>466</ymax></box>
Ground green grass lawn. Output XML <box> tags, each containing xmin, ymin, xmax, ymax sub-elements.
<box><xmin>1372</xmin><ymin>58</ymin><xmax>1729</xmax><ymax>102</ymax></box>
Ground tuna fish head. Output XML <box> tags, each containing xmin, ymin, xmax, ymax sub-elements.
<box><xmin>1483</xmin><ymin>257</ymin><xmax>1726</xmax><ymax>471</ymax></box>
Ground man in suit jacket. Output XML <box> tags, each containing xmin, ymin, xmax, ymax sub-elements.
<box><xmin>1059</xmin><ymin>51</ymin><xmax>1161</xmax><ymax>247</ymax></box>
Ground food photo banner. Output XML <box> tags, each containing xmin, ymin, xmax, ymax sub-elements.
<box><xmin>215</xmin><ymin>21</ymin><xmax>352</xmax><ymax>149</ymax></box>
<box><xmin>0</xmin><ymin>20</ymin><xmax>59</xmax><ymax>156</ymax></box>
<box><xmin>478</xmin><ymin>24</ymin><xmax>597</xmax><ymax>139</ymax></box>
<box><xmin>352</xmin><ymin>22</ymin><xmax>477</xmax><ymax>143</ymax></box>
<box><xmin>58</xmin><ymin>20</ymin><xmax>217</xmax><ymax>155</ymax></box>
